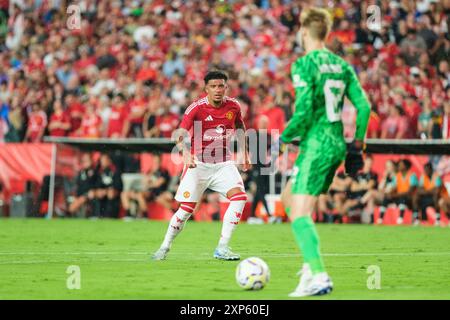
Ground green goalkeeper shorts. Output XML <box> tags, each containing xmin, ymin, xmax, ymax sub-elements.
<box><xmin>291</xmin><ymin>136</ymin><xmax>346</xmax><ymax>196</ymax></box>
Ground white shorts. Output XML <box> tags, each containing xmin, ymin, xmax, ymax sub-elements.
<box><xmin>175</xmin><ymin>161</ymin><xmax>245</xmax><ymax>202</ymax></box>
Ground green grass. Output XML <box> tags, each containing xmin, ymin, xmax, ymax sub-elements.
<box><xmin>0</xmin><ymin>219</ymin><xmax>449</xmax><ymax>300</ymax></box>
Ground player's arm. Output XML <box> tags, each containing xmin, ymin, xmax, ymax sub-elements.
<box><xmin>177</xmin><ymin>104</ymin><xmax>198</xmax><ymax>168</ymax></box>
<box><xmin>281</xmin><ymin>59</ymin><xmax>314</xmax><ymax>144</ymax></box>
<box><xmin>344</xmin><ymin>66</ymin><xmax>371</xmax><ymax>177</ymax></box>
<box><xmin>346</xmin><ymin>66</ymin><xmax>371</xmax><ymax>143</ymax></box>
<box><xmin>235</xmin><ymin>108</ymin><xmax>251</xmax><ymax>172</ymax></box>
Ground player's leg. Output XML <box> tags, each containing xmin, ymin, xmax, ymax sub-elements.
<box><xmin>438</xmin><ymin>196</ymin><xmax>450</xmax><ymax>226</ymax></box>
<box><xmin>94</xmin><ymin>188</ymin><xmax>107</xmax><ymax>218</ymax></box>
<box><xmin>106</xmin><ymin>187</ymin><xmax>120</xmax><ymax>218</ymax></box>
<box><xmin>288</xmin><ymin>148</ymin><xmax>343</xmax><ymax>298</ymax></box>
<box><xmin>360</xmin><ymin>189</ymin><xmax>376</xmax><ymax>223</ymax></box>
<box><xmin>378</xmin><ymin>193</ymin><xmax>393</xmax><ymax>224</ymax></box>
<box><xmin>317</xmin><ymin>194</ymin><xmax>329</xmax><ymax>223</ymax></box>
<box><xmin>120</xmin><ymin>191</ymin><xmax>132</xmax><ymax>215</ymax></box>
<box><xmin>280</xmin><ymin>178</ymin><xmax>292</xmax><ymax>216</ymax></box>
<box><xmin>432</xmin><ymin>192</ymin><xmax>441</xmax><ymax>225</ymax></box>
<box><xmin>156</xmin><ymin>191</ymin><xmax>174</xmax><ymax>210</ymax></box>
<box><xmin>411</xmin><ymin>192</ymin><xmax>420</xmax><ymax>225</ymax></box>
<box><xmin>209</xmin><ymin>162</ymin><xmax>247</xmax><ymax>260</ymax></box>
<box><xmin>135</xmin><ymin>191</ymin><xmax>149</xmax><ymax>218</ymax></box>
<box><xmin>69</xmin><ymin>195</ymin><xmax>87</xmax><ymax>215</ymax></box>
<box><xmin>152</xmin><ymin>165</ymin><xmax>206</xmax><ymax>260</ymax></box>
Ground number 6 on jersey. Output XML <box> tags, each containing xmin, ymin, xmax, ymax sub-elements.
<box><xmin>324</xmin><ymin>79</ymin><xmax>345</xmax><ymax>123</ymax></box>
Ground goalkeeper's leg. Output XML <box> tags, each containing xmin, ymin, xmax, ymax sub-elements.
<box><xmin>289</xmin><ymin>194</ymin><xmax>332</xmax><ymax>297</ymax></box>
<box><xmin>281</xmin><ymin>179</ymin><xmax>292</xmax><ymax>217</ymax></box>
<box><xmin>287</xmin><ymin>146</ymin><xmax>343</xmax><ymax>297</ymax></box>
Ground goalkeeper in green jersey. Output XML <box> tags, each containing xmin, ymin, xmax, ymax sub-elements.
<box><xmin>280</xmin><ymin>8</ymin><xmax>371</xmax><ymax>297</ymax></box>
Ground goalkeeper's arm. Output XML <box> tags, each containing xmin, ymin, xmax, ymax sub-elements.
<box><xmin>344</xmin><ymin>66</ymin><xmax>371</xmax><ymax>176</ymax></box>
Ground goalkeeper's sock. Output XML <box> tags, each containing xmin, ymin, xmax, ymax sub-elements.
<box><xmin>218</xmin><ymin>192</ymin><xmax>247</xmax><ymax>247</ymax></box>
<box><xmin>161</xmin><ymin>203</ymin><xmax>195</xmax><ymax>249</ymax></box>
<box><xmin>291</xmin><ymin>216</ymin><xmax>325</xmax><ymax>275</ymax></box>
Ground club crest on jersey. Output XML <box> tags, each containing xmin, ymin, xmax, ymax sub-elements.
<box><xmin>225</xmin><ymin>111</ymin><xmax>233</xmax><ymax>120</ymax></box>
<box><xmin>183</xmin><ymin>191</ymin><xmax>190</xmax><ymax>198</ymax></box>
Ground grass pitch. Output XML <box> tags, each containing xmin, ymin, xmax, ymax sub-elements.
<box><xmin>0</xmin><ymin>219</ymin><xmax>449</xmax><ymax>300</ymax></box>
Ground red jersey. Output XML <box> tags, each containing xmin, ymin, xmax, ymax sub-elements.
<box><xmin>156</xmin><ymin>112</ymin><xmax>179</xmax><ymax>139</ymax></box>
<box><xmin>80</xmin><ymin>114</ymin><xmax>102</xmax><ymax>138</ymax></box>
<box><xmin>127</xmin><ymin>98</ymin><xmax>147</xmax><ymax>124</ymax></box>
<box><xmin>260</xmin><ymin>106</ymin><xmax>285</xmax><ymax>135</ymax></box>
<box><xmin>49</xmin><ymin>111</ymin><xmax>70</xmax><ymax>137</ymax></box>
<box><xmin>107</xmin><ymin>105</ymin><xmax>129</xmax><ymax>137</ymax></box>
<box><xmin>27</xmin><ymin>111</ymin><xmax>48</xmax><ymax>142</ymax></box>
<box><xmin>67</xmin><ymin>102</ymin><xmax>85</xmax><ymax>133</ymax></box>
<box><xmin>180</xmin><ymin>96</ymin><xmax>244</xmax><ymax>163</ymax></box>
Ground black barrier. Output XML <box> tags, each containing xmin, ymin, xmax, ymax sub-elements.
<box><xmin>43</xmin><ymin>137</ymin><xmax>450</xmax><ymax>155</ymax></box>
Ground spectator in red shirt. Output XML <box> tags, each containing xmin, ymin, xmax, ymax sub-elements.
<box><xmin>25</xmin><ymin>102</ymin><xmax>48</xmax><ymax>142</ymax></box>
<box><xmin>65</xmin><ymin>93</ymin><xmax>85</xmax><ymax>135</ymax></box>
<box><xmin>48</xmin><ymin>100</ymin><xmax>71</xmax><ymax>137</ymax></box>
<box><xmin>367</xmin><ymin>110</ymin><xmax>381</xmax><ymax>139</ymax></box>
<box><xmin>107</xmin><ymin>93</ymin><xmax>129</xmax><ymax>138</ymax></box>
<box><xmin>381</xmin><ymin>105</ymin><xmax>409</xmax><ymax>139</ymax></box>
<box><xmin>257</xmin><ymin>95</ymin><xmax>285</xmax><ymax>137</ymax></box>
<box><xmin>123</xmin><ymin>84</ymin><xmax>148</xmax><ymax>138</ymax></box>
<box><xmin>136</xmin><ymin>59</ymin><xmax>157</xmax><ymax>84</ymax></box>
<box><xmin>155</xmin><ymin>98</ymin><xmax>179</xmax><ymax>138</ymax></box>
<box><xmin>77</xmin><ymin>103</ymin><xmax>103</xmax><ymax>138</ymax></box>
<box><xmin>143</xmin><ymin>100</ymin><xmax>159</xmax><ymax>138</ymax></box>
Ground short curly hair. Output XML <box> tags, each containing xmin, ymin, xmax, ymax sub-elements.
<box><xmin>204</xmin><ymin>70</ymin><xmax>228</xmax><ymax>85</ymax></box>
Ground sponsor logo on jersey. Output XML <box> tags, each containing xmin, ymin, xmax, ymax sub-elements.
<box><xmin>203</xmin><ymin>125</ymin><xmax>233</xmax><ymax>141</ymax></box>
<box><xmin>292</xmin><ymin>74</ymin><xmax>307</xmax><ymax>87</ymax></box>
<box><xmin>319</xmin><ymin>64</ymin><xmax>342</xmax><ymax>74</ymax></box>
<box><xmin>215</xmin><ymin>124</ymin><xmax>225</xmax><ymax>134</ymax></box>
<box><xmin>205</xmin><ymin>115</ymin><xmax>214</xmax><ymax>121</ymax></box>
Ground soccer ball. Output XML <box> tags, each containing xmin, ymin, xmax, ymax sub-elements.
<box><xmin>235</xmin><ymin>257</ymin><xmax>270</xmax><ymax>290</ymax></box>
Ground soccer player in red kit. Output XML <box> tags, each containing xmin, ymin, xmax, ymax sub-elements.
<box><xmin>153</xmin><ymin>70</ymin><xmax>251</xmax><ymax>261</ymax></box>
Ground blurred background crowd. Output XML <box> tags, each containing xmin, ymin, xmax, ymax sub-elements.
<box><xmin>0</xmin><ymin>0</ymin><xmax>448</xmax><ymax>142</ymax></box>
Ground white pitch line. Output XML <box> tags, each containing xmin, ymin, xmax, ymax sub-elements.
<box><xmin>0</xmin><ymin>258</ymin><xmax>146</xmax><ymax>265</ymax></box>
<box><xmin>0</xmin><ymin>251</ymin><xmax>450</xmax><ymax>257</ymax></box>
<box><xmin>1</xmin><ymin>252</ymin><xmax>450</xmax><ymax>265</ymax></box>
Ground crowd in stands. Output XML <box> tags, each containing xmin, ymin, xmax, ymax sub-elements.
<box><xmin>316</xmin><ymin>155</ymin><xmax>450</xmax><ymax>225</ymax></box>
<box><xmin>0</xmin><ymin>0</ymin><xmax>448</xmax><ymax>143</ymax></box>
<box><xmin>0</xmin><ymin>0</ymin><xmax>449</xmax><ymax>221</ymax></box>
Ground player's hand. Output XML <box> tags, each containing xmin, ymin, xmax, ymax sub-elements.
<box><xmin>183</xmin><ymin>152</ymin><xmax>197</xmax><ymax>168</ymax></box>
<box><xmin>345</xmin><ymin>140</ymin><xmax>365</xmax><ymax>178</ymax></box>
<box><xmin>241</xmin><ymin>153</ymin><xmax>252</xmax><ymax>172</ymax></box>
<box><xmin>272</xmin><ymin>137</ymin><xmax>287</xmax><ymax>157</ymax></box>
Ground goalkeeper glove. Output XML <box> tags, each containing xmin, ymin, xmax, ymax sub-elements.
<box><xmin>345</xmin><ymin>140</ymin><xmax>365</xmax><ymax>177</ymax></box>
